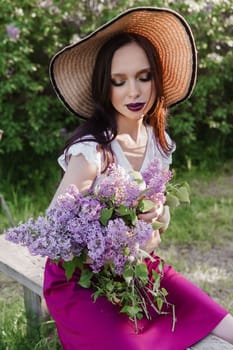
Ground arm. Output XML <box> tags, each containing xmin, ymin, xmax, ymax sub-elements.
<box><xmin>48</xmin><ymin>154</ymin><xmax>98</xmax><ymax>209</ymax></box>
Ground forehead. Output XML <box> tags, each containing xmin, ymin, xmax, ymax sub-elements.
<box><xmin>111</xmin><ymin>42</ymin><xmax>150</xmax><ymax>74</ymax></box>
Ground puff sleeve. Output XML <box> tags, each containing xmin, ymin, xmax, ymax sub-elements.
<box><xmin>58</xmin><ymin>140</ymin><xmax>102</xmax><ymax>173</ymax></box>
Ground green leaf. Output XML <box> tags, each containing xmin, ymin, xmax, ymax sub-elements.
<box><xmin>78</xmin><ymin>268</ymin><xmax>93</xmax><ymax>288</ymax></box>
<box><xmin>156</xmin><ymin>297</ymin><xmax>164</xmax><ymax>311</ymax></box>
<box><xmin>129</xmin><ymin>208</ymin><xmax>137</xmax><ymax>226</ymax></box>
<box><xmin>135</xmin><ymin>263</ymin><xmax>148</xmax><ymax>282</ymax></box>
<box><xmin>106</xmin><ymin>281</ymin><xmax>114</xmax><ymax>292</ymax></box>
<box><xmin>120</xmin><ymin>305</ymin><xmax>142</xmax><ymax>318</ymax></box>
<box><xmin>165</xmin><ymin>193</ymin><xmax>180</xmax><ymax>208</ymax></box>
<box><xmin>115</xmin><ymin>205</ymin><xmax>131</xmax><ymax>216</ymax></box>
<box><xmin>175</xmin><ymin>185</ymin><xmax>190</xmax><ymax>203</ymax></box>
<box><xmin>100</xmin><ymin>207</ymin><xmax>113</xmax><ymax>226</ymax></box>
<box><xmin>93</xmin><ymin>289</ymin><xmax>103</xmax><ymax>302</ymax></box>
<box><xmin>161</xmin><ymin>288</ymin><xmax>168</xmax><ymax>297</ymax></box>
<box><xmin>122</xmin><ymin>265</ymin><xmax>134</xmax><ymax>280</ymax></box>
<box><xmin>138</xmin><ymin>199</ymin><xmax>155</xmax><ymax>213</ymax></box>
<box><xmin>75</xmin><ymin>251</ymin><xmax>87</xmax><ymax>269</ymax></box>
<box><xmin>115</xmin><ymin>206</ymin><xmax>137</xmax><ymax>226</ymax></box>
<box><xmin>62</xmin><ymin>257</ymin><xmax>81</xmax><ymax>280</ymax></box>
<box><xmin>152</xmin><ymin>221</ymin><xmax>164</xmax><ymax>230</ymax></box>
<box><xmin>152</xmin><ymin>270</ymin><xmax>161</xmax><ymax>290</ymax></box>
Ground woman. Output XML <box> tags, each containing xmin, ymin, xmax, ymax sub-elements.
<box><xmin>44</xmin><ymin>7</ymin><xmax>233</xmax><ymax>350</ymax></box>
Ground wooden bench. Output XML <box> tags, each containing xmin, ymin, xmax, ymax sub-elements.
<box><xmin>188</xmin><ymin>335</ymin><xmax>233</xmax><ymax>349</ymax></box>
<box><xmin>0</xmin><ymin>234</ymin><xmax>232</xmax><ymax>348</ymax></box>
<box><xmin>0</xmin><ymin>233</ymin><xmax>47</xmax><ymax>335</ymax></box>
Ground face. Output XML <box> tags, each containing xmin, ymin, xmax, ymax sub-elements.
<box><xmin>110</xmin><ymin>42</ymin><xmax>156</xmax><ymax>124</ymax></box>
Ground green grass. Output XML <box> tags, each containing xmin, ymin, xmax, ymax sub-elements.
<box><xmin>0</xmin><ymin>163</ymin><xmax>60</xmax><ymax>231</ymax></box>
<box><xmin>164</xmin><ymin>162</ymin><xmax>233</xmax><ymax>244</ymax></box>
<box><xmin>0</xmin><ymin>165</ymin><xmax>62</xmax><ymax>348</ymax></box>
<box><xmin>0</xmin><ymin>161</ymin><xmax>232</xmax><ymax>348</ymax></box>
<box><xmin>0</xmin><ymin>299</ymin><xmax>61</xmax><ymax>349</ymax></box>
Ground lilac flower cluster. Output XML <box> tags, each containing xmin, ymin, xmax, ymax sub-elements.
<box><xmin>95</xmin><ymin>164</ymin><xmax>142</xmax><ymax>207</ymax></box>
<box><xmin>6</xmin><ymin>24</ymin><xmax>20</xmax><ymax>40</ymax></box>
<box><xmin>104</xmin><ymin>218</ymin><xmax>152</xmax><ymax>274</ymax></box>
<box><xmin>142</xmin><ymin>158</ymin><xmax>172</xmax><ymax>203</ymax></box>
<box><xmin>5</xmin><ymin>160</ymin><xmax>172</xmax><ymax>275</ymax></box>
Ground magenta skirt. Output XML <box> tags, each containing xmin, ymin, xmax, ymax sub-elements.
<box><xmin>43</xmin><ymin>257</ymin><xmax>228</xmax><ymax>350</ymax></box>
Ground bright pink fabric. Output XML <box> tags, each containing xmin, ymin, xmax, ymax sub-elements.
<box><xmin>43</xmin><ymin>257</ymin><xmax>228</xmax><ymax>350</ymax></box>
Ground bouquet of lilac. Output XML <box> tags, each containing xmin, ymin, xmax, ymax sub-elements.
<box><xmin>5</xmin><ymin>159</ymin><xmax>189</xmax><ymax>332</ymax></box>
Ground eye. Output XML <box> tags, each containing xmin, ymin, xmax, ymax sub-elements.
<box><xmin>111</xmin><ymin>79</ymin><xmax>125</xmax><ymax>87</ymax></box>
<box><xmin>139</xmin><ymin>72</ymin><xmax>153</xmax><ymax>82</ymax></box>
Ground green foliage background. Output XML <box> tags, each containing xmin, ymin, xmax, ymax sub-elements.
<box><xmin>0</xmin><ymin>0</ymin><xmax>233</xmax><ymax>187</ymax></box>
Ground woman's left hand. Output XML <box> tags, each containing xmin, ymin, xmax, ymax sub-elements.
<box><xmin>138</xmin><ymin>203</ymin><xmax>163</xmax><ymax>223</ymax></box>
<box><xmin>138</xmin><ymin>204</ymin><xmax>163</xmax><ymax>253</ymax></box>
<box><xmin>158</xmin><ymin>205</ymin><xmax>170</xmax><ymax>234</ymax></box>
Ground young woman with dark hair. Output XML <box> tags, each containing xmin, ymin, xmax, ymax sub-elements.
<box><xmin>44</xmin><ymin>7</ymin><xmax>233</xmax><ymax>350</ymax></box>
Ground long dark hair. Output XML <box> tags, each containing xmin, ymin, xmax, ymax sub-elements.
<box><xmin>63</xmin><ymin>32</ymin><xmax>171</xmax><ymax>171</ymax></box>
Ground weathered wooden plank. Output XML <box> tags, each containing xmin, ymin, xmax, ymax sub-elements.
<box><xmin>188</xmin><ymin>334</ymin><xmax>233</xmax><ymax>349</ymax></box>
<box><xmin>0</xmin><ymin>234</ymin><xmax>45</xmax><ymax>295</ymax></box>
<box><xmin>23</xmin><ymin>286</ymin><xmax>44</xmax><ymax>337</ymax></box>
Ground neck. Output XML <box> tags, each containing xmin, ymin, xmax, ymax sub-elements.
<box><xmin>117</xmin><ymin>118</ymin><xmax>146</xmax><ymax>143</ymax></box>
<box><xmin>115</xmin><ymin>119</ymin><xmax>148</xmax><ymax>172</ymax></box>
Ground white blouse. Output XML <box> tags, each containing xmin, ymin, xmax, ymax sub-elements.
<box><xmin>58</xmin><ymin>126</ymin><xmax>174</xmax><ymax>173</ymax></box>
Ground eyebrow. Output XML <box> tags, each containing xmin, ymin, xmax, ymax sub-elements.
<box><xmin>111</xmin><ymin>68</ymin><xmax>151</xmax><ymax>77</ymax></box>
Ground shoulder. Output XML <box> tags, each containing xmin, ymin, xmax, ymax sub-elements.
<box><xmin>147</xmin><ymin>126</ymin><xmax>176</xmax><ymax>167</ymax></box>
<box><xmin>58</xmin><ymin>136</ymin><xmax>102</xmax><ymax>173</ymax></box>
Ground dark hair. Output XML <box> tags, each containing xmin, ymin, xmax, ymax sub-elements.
<box><xmin>64</xmin><ymin>32</ymin><xmax>171</xmax><ymax>171</ymax></box>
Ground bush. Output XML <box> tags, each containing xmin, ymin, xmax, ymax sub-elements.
<box><xmin>0</xmin><ymin>0</ymin><xmax>232</xmax><ymax>187</ymax></box>
<box><xmin>0</xmin><ymin>0</ymin><xmax>124</xmax><ymax>186</ymax></box>
<box><xmin>0</xmin><ymin>0</ymin><xmax>75</xmax><ymax>186</ymax></box>
<box><xmin>167</xmin><ymin>0</ymin><xmax>233</xmax><ymax>167</ymax></box>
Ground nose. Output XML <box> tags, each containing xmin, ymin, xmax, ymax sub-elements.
<box><xmin>128</xmin><ymin>79</ymin><xmax>140</xmax><ymax>98</ymax></box>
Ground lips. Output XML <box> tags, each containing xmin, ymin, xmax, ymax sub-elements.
<box><xmin>126</xmin><ymin>103</ymin><xmax>145</xmax><ymax>112</ymax></box>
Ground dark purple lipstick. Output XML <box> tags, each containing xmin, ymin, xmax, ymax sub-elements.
<box><xmin>126</xmin><ymin>103</ymin><xmax>145</xmax><ymax>112</ymax></box>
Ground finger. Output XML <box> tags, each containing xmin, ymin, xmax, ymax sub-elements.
<box><xmin>138</xmin><ymin>204</ymin><xmax>163</xmax><ymax>221</ymax></box>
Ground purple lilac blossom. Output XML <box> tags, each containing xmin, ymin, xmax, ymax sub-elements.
<box><xmin>104</xmin><ymin>218</ymin><xmax>129</xmax><ymax>274</ymax></box>
<box><xmin>96</xmin><ymin>164</ymin><xmax>141</xmax><ymax>206</ymax></box>
<box><xmin>86</xmin><ymin>221</ymin><xmax>106</xmax><ymax>272</ymax></box>
<box><xmin>5</xmin><ymin>159</ymin><xmax>172</xmax><ymax>273</ymax></box>
<box><xmin>6</xmin><ymin>24</ymin><xmax>20</xmax><ymax>40</ymax></box>
<box><xmin>78</xmin><ymin>196</ymin><xmax>103</xmax><ymax>220</ymax></box>
<box><xmin>142</xmin><ymin>159</ymin><xmax>172</xmax><ymax>200</ymax></box>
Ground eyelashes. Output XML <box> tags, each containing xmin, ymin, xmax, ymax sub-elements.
<box><xmin>111</xmin><ymin>79</ymin><xmax>125</xmax><ymax>87</ymax></box>
<box><xmin>111</xmin><ymin>72</ymin><xmax>153</xmax><ymax>87</ymax></box>
<box><xmin>139</xmin><ymin>72</ymin><xmax>153</xmax><ymax>82</ymax></box>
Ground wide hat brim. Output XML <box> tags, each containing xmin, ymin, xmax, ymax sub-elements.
<box><xmin>50</xmin><ymin>7</ymin><xmax>197</xmax><ymax>119</ymax></box>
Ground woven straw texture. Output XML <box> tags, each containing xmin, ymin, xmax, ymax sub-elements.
<box><xmin>50</xmin><ymin>7</ymin><xmax>197</xmax><ymax>118</ymax></box>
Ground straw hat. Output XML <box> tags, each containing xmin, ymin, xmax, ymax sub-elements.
<box><xmin>50</xmin><ymin>7</ymin><xmax>197</xmax><ymax>119</ymax></box>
